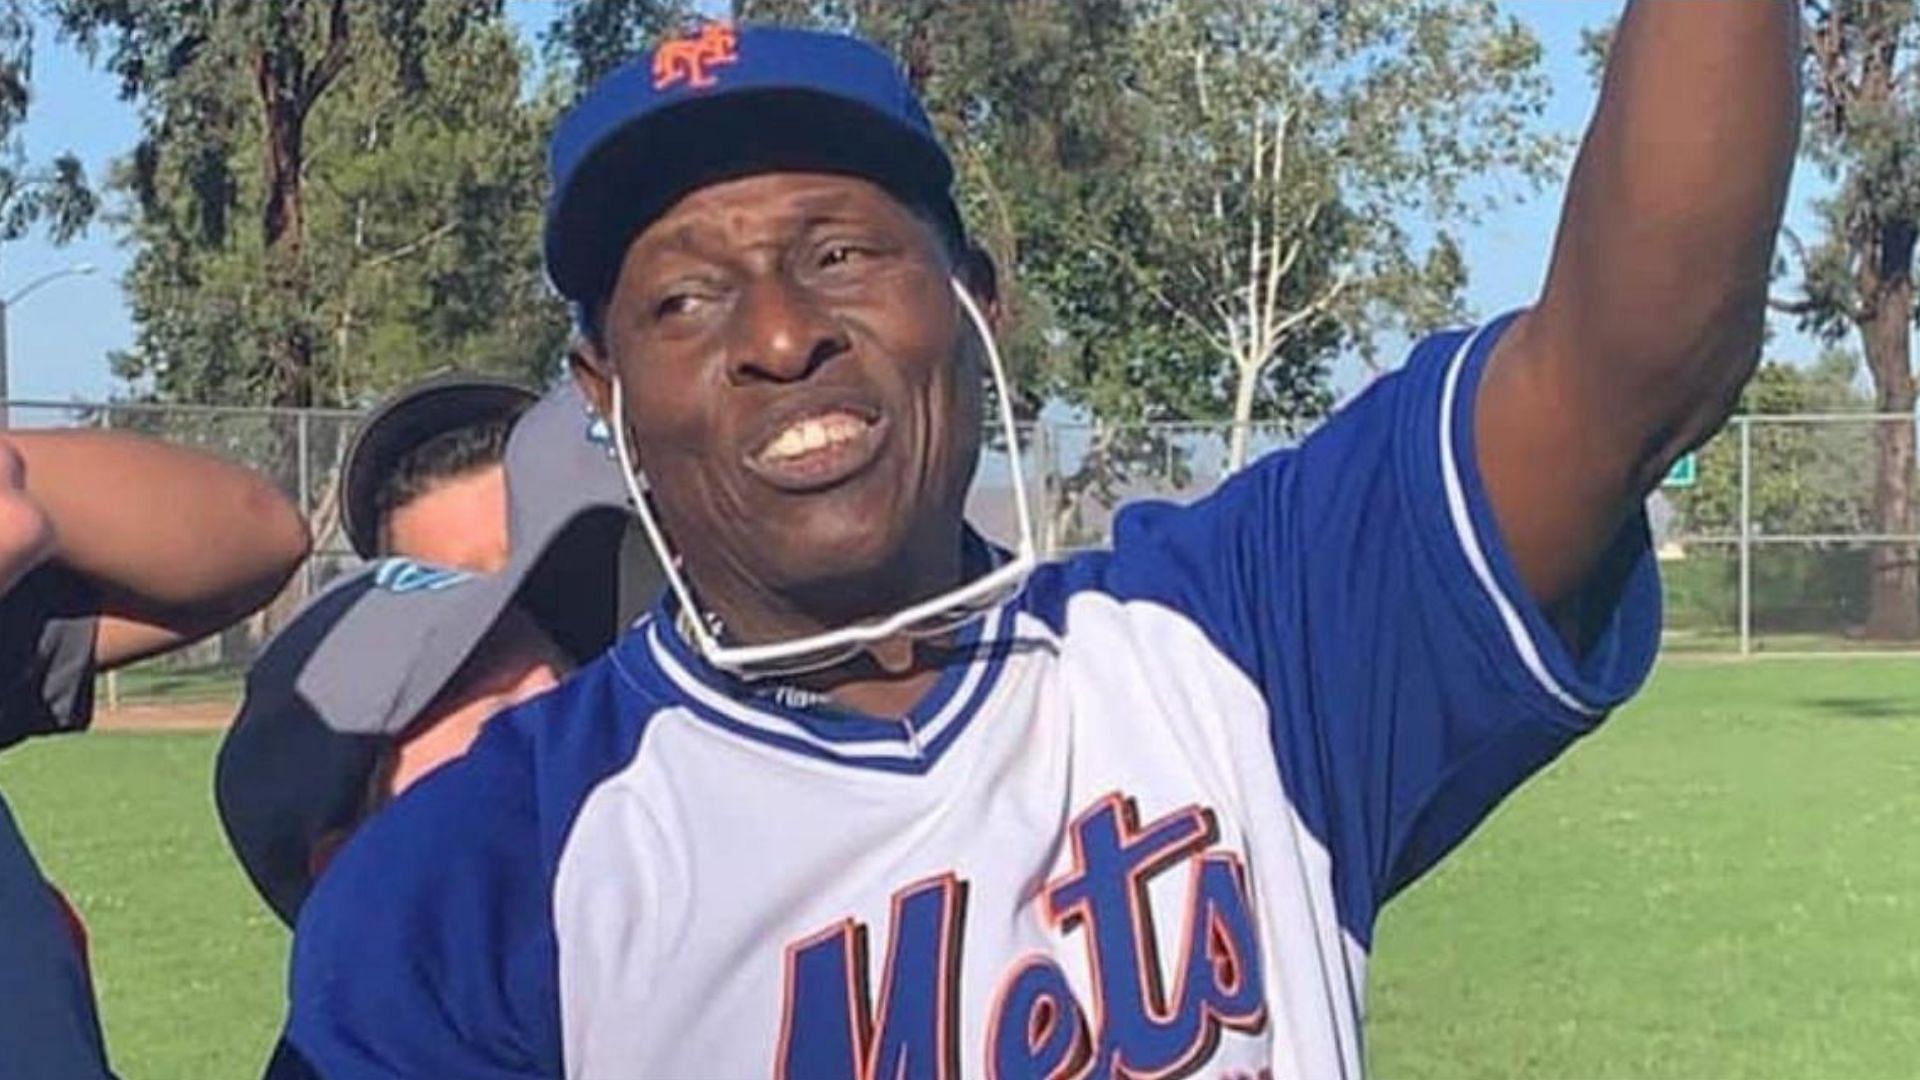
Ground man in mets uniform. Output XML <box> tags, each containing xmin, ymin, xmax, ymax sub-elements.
<box><xmin>286</xmin><ymin>5</ymin><xmax>1799</xmax><ymax>1077</ymax></box>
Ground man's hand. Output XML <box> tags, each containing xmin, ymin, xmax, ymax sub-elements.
<box><xmin>0</xmin><ymin>439</ymin><xmax>55</xmax><ymax>597</ymax></box>
<box><xmin>1478</xmin><ymin>0</ymin><xmax>1801</xmax><ymax>616</ymax></box>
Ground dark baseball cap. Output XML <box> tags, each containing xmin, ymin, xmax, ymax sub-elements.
<box><xmin>339</xmin><ymin>372</ymin><xmax>540</xmax><ymax>559</ymax></box>
<box><xmin>543</xmin><ymin>23</ymin><xmax>960</xmax><ymax>308</ymax></box>
<box><xmin>216</xmin><ymin>380</ymin><xmax>658</xmax><ymax>925</ymax></box>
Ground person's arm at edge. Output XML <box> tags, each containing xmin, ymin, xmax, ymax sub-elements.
<box><xmin>1479</xmin><ymin>0</ymin><xmax>1801</xmax><ymax>617</ymax></box>
<box><xmin>8</xmin><ymin>430</ymin><xmax>310</xmax><ymax>667</ymax></box>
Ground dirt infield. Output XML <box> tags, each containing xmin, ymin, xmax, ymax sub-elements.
<box><xmin>96</xmin><ymin>699</ymin><xmax>239</xmax><ymax>733</ymax></box>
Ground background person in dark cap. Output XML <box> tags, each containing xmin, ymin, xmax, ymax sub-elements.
<box><xmin>217</xmin><ymin>377</ymin><xmax>649</xmax><ymax>931</ymax></box>
<box><xmin>0</xmin><ymin>428</ymin><xmax>307</xmax><ymax>1080</ymax></box>
<box><xmin>233</xmin><ymin>374</ymin><xmax>649</xmax><ymax>1080</ymax></box>
<box><xmin>338</xmin><ymin>371</ymin><xmax>539</xmax><ymax>573</ymax></box>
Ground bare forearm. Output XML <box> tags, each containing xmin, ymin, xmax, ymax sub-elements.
<box><xmin>12</xmin><ymin>430</ymin><xmax>310</xmax><ymax>652</ymax></box>
<box><xmin>1482</xmin><ymin>0</ymin><xmax>1800</xmax><ymax>605</ymax></box>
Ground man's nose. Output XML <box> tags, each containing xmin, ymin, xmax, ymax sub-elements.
<box><xmin>727</xmin><ymin>274</ymin><xmax>850</xmax><ymax>383</ymax></box>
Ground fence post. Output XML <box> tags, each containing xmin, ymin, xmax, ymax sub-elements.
<box><xmin>297</xmin><ymin>410</ymin><xmax>314</xmax><ymax>600</ymax></box>
<box><xmin>1738</xmin><ymin>415</ymin><xmax>1753</xmax><ymax>657</ymax></box>
<box><xmin>1034</xmin><ymin>422</ymin><xmax>1055</xmax><ymax>559</ymax></box>
<box><xmin>99</xmin><ymin>404</ymin><xmax>119</xmax><ymax>710</ymax></box>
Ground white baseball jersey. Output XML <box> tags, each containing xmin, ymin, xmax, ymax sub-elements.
<box><xmin>288</xmin><ymin>317</ymin><xmax>1661</xmax><ymax>1079</ymax></box>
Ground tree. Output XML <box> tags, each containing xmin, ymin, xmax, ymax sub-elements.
<box><xmin>1772</xmin><ymin>0</ymin><xmax>1920</xmax><ymax>639</ymax></box>
<box><xmin>543</xmin><ymin>0</ymin><xmax>690</xmax><ymax>91</ymax></box>
<box><xmin>1084</xmin><ymin>0</ymin><xmax>1557</xmax><ymax>469</ymax></box>
<box><xmin>0</xmin><ymin>1</ymin><xmax>95</xmax><ymax>257</ymax></box>
<box><xmin>54</xmin><ymin>0</ymin><xmax>566</xmax><ymax>408</ymax></box>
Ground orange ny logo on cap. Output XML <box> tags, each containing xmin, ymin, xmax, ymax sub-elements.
<box><xmin>652</xmin><ymin>23</ymin><xmax>739</xmax><ymax>91</ymax></box>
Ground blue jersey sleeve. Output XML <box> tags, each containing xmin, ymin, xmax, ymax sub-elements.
<box><xmin>285</xmin><ymin>716</ymin><xmax>562</xmax><ymax>1079</ymax></box>
<box><xmin>0</xmin><ymin>794</ymin><xmax>112</xmax><ymax>1079</ymax></box>
<box><xmin>1104</xmin><ymin>315</ymin><xmax>1661</xmax><ymax>942</ymax></box>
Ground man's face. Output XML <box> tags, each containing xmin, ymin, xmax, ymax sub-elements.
<box><xmin>580</xmin><ymin>173</ymin><xmax>986</xmax><ymax>620</ymax></box>
<box><xmin>384</xmin><ymin>464</ymin><xmax>510</xmax><ymax>573</ymax></box>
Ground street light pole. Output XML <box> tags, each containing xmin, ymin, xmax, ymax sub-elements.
<box><xmin>0</xmin><ymin>263</ymin><xmax>98</xmax><ymax>428</ymax></box>
<box><xmin>0</xmin><ymin>298</ymin><xmax>9</xmax><ymax>418</ymax></box>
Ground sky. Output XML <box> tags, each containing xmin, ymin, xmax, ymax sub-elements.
<box><xmin>0</xmin><ymin>2</ymin><xmax>1825</xmax><ymax>407</ymax></box>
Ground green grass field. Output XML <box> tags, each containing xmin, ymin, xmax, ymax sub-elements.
<box><xmin>1</xmin><ymin>658</ymin><xmax>1915</xmax><ymax>1078</ymax></box>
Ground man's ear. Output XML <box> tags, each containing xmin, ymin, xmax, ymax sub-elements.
<box><xmin>958</xmin><ymin>242</ymin><xmax>1005</xmax><ymax>335</ymax></box>
<box><xmin>568</xmin><ymin>336</ymin><xmax>614</xmax><ymax>422</ymax></box>
<box><xmin>570</xmin><ymin>336</ymin><xmax>642</xmax><ymax>472</ymax></box>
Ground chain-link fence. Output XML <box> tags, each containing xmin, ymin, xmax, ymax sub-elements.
<box><xmin>1032</xmin><ymin>414</ymin><xmax>1920</xmax><ymax>656</ymax></box>
<box><xmin>1656</xmin><ymin>412</ymin><xmax>1920</xmax><ymax>655</ymax></box>
<box><xmin>6</xmin><ymin>398</ymin><xmax>1915</xmax><ymax>700</ymax></box>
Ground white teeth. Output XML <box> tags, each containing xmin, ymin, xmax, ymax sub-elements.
<box><xmin>767</xmin><ymin>427</ymin><xmax>807</xmax><ymax>459</ymax></box>
<box><xmin>762</xmin><ymin>413</ymin><xmax>869</xmax><ymax>462</ymax></box>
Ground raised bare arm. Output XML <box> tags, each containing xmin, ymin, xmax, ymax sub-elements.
<box><xmin>1479</xmin><ymin>0</ymin><xmax>1801</xmax><ymax>611</ymax></box>
<box><xmin>6</xmin><ymin>429</ymin><xmax>310</xmax><ymax>667</ymax></box>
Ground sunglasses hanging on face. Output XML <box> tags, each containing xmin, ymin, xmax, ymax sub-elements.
<box><xmin>611</xmin><ymin>277</ymin><xmax>1040</xmax><ymax>683</ymax></box>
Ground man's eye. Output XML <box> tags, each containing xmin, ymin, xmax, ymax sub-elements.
<box><xmin>820</xmin><ymin>244</ymin><xmax>869</xmax><ymax>268</ymax></box>
<box><xmin>655</xmin><ymin>292</ymin><xmax>705</xmax><ymax>319</ymax></box>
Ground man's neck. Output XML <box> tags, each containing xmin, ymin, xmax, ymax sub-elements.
<box><xmin>801</xmin><ymin>641</ymin><xmax>949</xmax><ymax>719</ymax></box>
<box><xmin>678</xmin><ymin>536</ymin><xmax>985</xmax><ymax>718</ymax></box>
<box><xmin>690</xmin><ymin>527</ymin><xmax>975</xmax><ymax>643</ymax></box>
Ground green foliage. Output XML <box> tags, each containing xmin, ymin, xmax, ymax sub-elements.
<box><xmin>541</xmin><ymin>0</ymin><xmax>691</xmax><ymax>92</ymax></box>
<box><xmin>0</xmin><ymin>147</ymin><xmax>93</xmax><ymax>244</ymax></box>
<box><xmin>1789</xmin><ymin>1</ymin><xmax>1920</xmax><ymax>348</ymax></box>
<box><xmin>54</xmin><ymin>0</ymin><xmax>569</xmax><ymax>407</ymax></box>
<box><xmin>1665</xmin><ymin>543</ymin><xmax>1877</xmax><ymax>639</ymax></box>
<box><xmin>1050</xmin><ymin>0</ymin><xmax>1556</xmax><ymax>473</ymax></box>
<box><xmin>1658</xmin><ymin>551</ymin><xmax>1740</xmax><ymax>633</ymax></box>
<box><xmin>0</xmin><ymin>0</ymin><xmax>95</xmax><ymax>255</ymax></box>
<box><xmin>1576</xmin><ymin>22</ymin><xmax>1614</xmax><ymax>86</ymax></box>
<box><xmin>1679</xmin><ymin>350</ymin><xmax>1876</xmax><ymax>537</ymax></box>
<box><xmin>1785</xmin><ymin>1</ymin><xmax>1920</xmax><ymax>636</ymax></box>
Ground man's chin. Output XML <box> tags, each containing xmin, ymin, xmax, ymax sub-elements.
<box><xmin>765</xmin><ymin>538</ymin><xmax>906</xmax><ymax>591</ymax></box>
<box><xmin>754</xmin><ymin>524</ymin><xmax>924</xmax><ymax>613</ymax></box>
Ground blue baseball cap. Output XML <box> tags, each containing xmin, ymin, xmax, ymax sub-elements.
<box><xmin>543</xmin><ymin>23</ymin><xmax>962</xmax><ymax>309</ymax></box>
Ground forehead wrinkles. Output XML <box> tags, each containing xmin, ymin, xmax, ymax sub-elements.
<box><xmin>648</xmin><ymin>210</ymin><xmax>787</xmax><ymax>265</ymax></box>
<box><xmin>635</xmin><ymin>180</ymin><xmax>916</xmax><ymax>266</ymax></box>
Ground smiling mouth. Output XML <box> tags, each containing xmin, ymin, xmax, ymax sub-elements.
<box><xmin>747</xmin><ymin>408</ymin><xmax>887</xmax><ymax>491</ymax></box>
